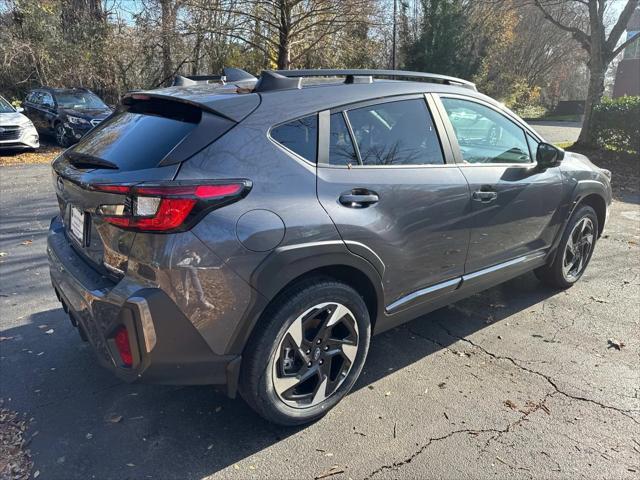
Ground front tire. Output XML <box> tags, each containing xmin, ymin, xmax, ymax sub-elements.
<box><xmin>239</xmin><ymin>277</ymin><xmax>371</xmax><ymax>426</ymax></box>
<box><xmin>55</xmin><ymin>123</ymin><xmax>70</xmax><ymax>148</ymax></box>
<box><xmin>535</xmin><ymin>205</ymin><xmax>598</xmax><ymax>288</ymax></box>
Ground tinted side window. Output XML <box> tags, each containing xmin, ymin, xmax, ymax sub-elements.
<box><xmin>441</xmin><ymin>97</ymin><xmax>532</xmax><ymax>164</ymax></box>
<box><xmin>271</xmin><ymin>114</ymin><xmax>318</xmax><ymax>162</ymax></box>
<box><xmin>346</xmin><ymin>99</ymin><xmax>444</xmax><ymax>166</ymax></box>
<box><xmin>329</xmin><ymin>113</ymin><xmax>357</xmax><ymax>166</ymax></box>
<box><xmin>41</xmin><ymin>93</ymin><xmax>54</xmax><ymax>108</ymax></box>
<box><xmin>29</xmin><ymin>92</ymin><xmax>42</xmax><ymax>105</ymax></box>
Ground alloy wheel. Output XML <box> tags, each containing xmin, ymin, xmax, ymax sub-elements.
<box><xmin>562</xmin><ymin>217</ymin><xmax>595</xmax><ymax>281</ymax></box>
<box><xmin>271</xmin><ymin>302</ymin><xmax>359</xmax><ymax>409</ymax></box>
<box><xmin>55</xmin><ymin>124</ymin><xmax>67</xmax><ymax>147</ymax></box>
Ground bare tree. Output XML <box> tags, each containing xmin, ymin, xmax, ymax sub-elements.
<box><xmin>200</xmin><ymin>0</ymin><xmax>373</xmax><ymax>69</ymax></box>
<box><xmin>531</xmin><ymin>0</ymin><xmax>640</xmax><ymax>146</ymax></box>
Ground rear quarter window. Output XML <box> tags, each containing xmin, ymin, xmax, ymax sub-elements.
<box><xmin>271</xmin><ymin>114</ymin><xmax>318</xmax><ymax>162</ymax></box>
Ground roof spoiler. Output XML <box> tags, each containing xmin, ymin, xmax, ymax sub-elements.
<box><xmin>172</xmin><ymin>68</ymin><xmax>257</xmax><ymax>87</ymax></box>
<box><xmin>273</xmin><ymin>69</ymin><xmax>477</xmax><ymax>91</ymax></box>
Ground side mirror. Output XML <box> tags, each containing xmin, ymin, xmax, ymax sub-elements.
<box><xmin>536</xmin><ymin>142</ymin><xmax>564</xmax><ymax>168</ymax></box>
<box><xmin>16</xmin><ymin>107</ymin><xmax>24</xmax><ymax>113</ymax></box>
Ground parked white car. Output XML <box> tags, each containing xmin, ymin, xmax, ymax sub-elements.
<box><xmin>0</xmin><ymin>95</ymin><xmax>39</xmax><ymax>151</ymax></box>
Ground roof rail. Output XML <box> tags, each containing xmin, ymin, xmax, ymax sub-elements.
<box><xmin>273</xmin><ymin>69</ymin><xmax>476</xmax><ymax>91</ymax></box>
<box><xmin>172</xmin><ymin>68</ymin><xmax>258</xmax><ymax>87</ymax></box>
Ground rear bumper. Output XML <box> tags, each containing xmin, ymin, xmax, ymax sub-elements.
<box><xmin>47</xmin><ymin>216</ymin><xmax>241</xmax><ymax>395</ymax></box>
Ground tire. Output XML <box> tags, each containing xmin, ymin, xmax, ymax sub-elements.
<box><xmin>55</xmin><ymin>123</ymin><xmax>70</xmax><ymax>148</ymax></box>
<box><xmin>239</xmin><ymin>277</ymin><xmax>371</xmax><ymax>426</ymax></box>
<box><xmin>535</xmin><ymin>205</ymin><xmax>598</xmax><ymax>289</ymax></box>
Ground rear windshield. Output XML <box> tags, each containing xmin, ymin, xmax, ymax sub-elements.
<box><xmin>70</xmin><ymin>110</ymin><xmax>198</xmax><ymax>171</ymax></box>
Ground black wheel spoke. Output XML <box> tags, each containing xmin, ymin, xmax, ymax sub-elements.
<box><xmin>562</xmin><ymin>217</ymin><xmax>594</xmax><ymax>281</ymax></box>
<box><xmin>272</xmin><ymin>301</ymin><xmax>359</xmax><ymax>408</ymax></box>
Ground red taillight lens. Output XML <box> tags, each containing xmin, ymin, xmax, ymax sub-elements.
<box><xmin>113</xmin><ymin>326</ymin><xmax>133</xmax><ymax>367</ymax></box>
<box><xmin>92</xmin><ymin>181</ymin><xmax>249</xmax><ymax>232</ymax></box>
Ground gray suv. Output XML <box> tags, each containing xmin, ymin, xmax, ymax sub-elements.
<box><xmin>47</xmin><ymin>69</ymin><xmax>612</xmax><ymax>425</ymax></box>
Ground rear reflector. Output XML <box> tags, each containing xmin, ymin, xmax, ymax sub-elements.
<box><xmin>113</xmin><ymin>326</ymin><xmax>133</xmax><ymax>367</ymax></box>
<box><xmin>91</xmin><ymin>180</ymin><xmax>250</xmax><ymax>232</ymax></box>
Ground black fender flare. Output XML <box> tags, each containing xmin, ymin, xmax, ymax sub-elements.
<box><xmin>228</xmin><ymin>240</ymin><xmax>385</xmax><ymax>353</ymax></box>
<box><xmin>547</xmin><ymin>179</ymin><xmax>609</xmax><ymax>264</ymax></box>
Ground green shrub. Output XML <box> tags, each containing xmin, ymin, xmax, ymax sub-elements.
<box><xmin>592</xmin><ymin>96</ymin><xmax>640</xmax><ymax>154</ymax></box>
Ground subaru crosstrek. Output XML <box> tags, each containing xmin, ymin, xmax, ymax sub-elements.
<box><xmin>47</xmin><ymin>68</ymin><xmax>612</xmax><ymax>425</ymax></box>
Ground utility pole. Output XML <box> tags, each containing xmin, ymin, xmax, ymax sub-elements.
<box><xmin>392</xmin><ymin>0</ymin><xmax>397</xmax><ymax>69</ymax></box>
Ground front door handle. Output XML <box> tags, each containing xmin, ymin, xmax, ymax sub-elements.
<box><xmin>339</xmin><ymin>191</ymin><xmax>379</xmax><ymax>207</ymax></box>
<box><xmin>472</xmin><ymin>190</ymin><xmax>498</xmax><ymax>202</ymax></box>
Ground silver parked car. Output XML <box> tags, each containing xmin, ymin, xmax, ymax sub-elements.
<box><xmin>0</xmin><ymin>95</ymin><xmax>39</xmax><ymax>151</ymax></box>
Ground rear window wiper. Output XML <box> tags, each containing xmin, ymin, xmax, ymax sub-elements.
<box><xmin>66</xmin><ymin>151</ymin><xmax>119</xmax><ymax>170</ymax></box>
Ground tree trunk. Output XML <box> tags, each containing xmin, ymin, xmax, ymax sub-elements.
<box><xmin>576</xmin><ymin>60</ymin><xmax>606</xmax><ymax>148</ymax></box>
<box><xmin>277</xmin><ymin>1</ymin><xmax>292</xmax><ymax>69</ymax></box>
<box><xmin>160</xmin><ymin>0</ymin><xmax>177</xmax><ymax>85</ymax></box>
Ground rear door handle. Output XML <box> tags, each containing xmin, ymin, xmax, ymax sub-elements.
<box><xmin>472</xmin><ymin>190</ymin><xmax>498</xmax><ymax>202</ymax></box>
<box><xmin>339</xmin><ymin>191</ymin><xmax>379</xmax><ymax>207</ymax></box>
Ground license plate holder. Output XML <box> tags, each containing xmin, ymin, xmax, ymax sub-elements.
<box><xmin>69</xmin><ymin>206</ymin><xmax>86</xmax><ymax>245</ymax></box>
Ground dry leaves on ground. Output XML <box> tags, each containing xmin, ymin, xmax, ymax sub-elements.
<box><xmin>0</xmin><ymin>403</ymin><xmax>33</xmax><ymax>480</ymax></box>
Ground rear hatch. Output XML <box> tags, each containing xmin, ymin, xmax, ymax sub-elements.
<box><xmin>52</xmin><ymin>95</ymin><xmax>239</xmax><ymax>277</ymax></box>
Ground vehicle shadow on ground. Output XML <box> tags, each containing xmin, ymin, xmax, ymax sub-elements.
<box><xmin>0</xmin><ymin>273</ymin><xmax>560</xmax><ymax>479</ymax></box>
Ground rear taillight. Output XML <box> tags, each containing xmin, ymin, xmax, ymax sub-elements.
<box><xmin>91</xmin><ymin>180</ymin><xmax>251</xmax><ymax>232</ymax></box>
<box><xmin>113</xmin><ymin>326</ymin><xmax>133</xmax><ymax>367</ymax></box>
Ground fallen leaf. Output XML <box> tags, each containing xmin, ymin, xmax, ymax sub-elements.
<box><xmin>607</xmin><ymin>339</ymin><xmax>625</xmax><ymax>350</ymax></box>
<box><xmin>315</xmin><ymin>466</ymin><xmax>345</xmax><ymax>479</ymax></box>
<box><xmin>19</xmin><ymin>240</ymin><xmax>33</xmax><ymax>246</ymax></box>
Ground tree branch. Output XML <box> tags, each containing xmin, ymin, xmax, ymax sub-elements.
<box><xmin>610</xmin><ymin>31</ymin><xmax>640</xmax><ymax>59</ymax></box>
<box><xmin>532</xmin><ymin>0</ymin><xmax>591</xmax><ymax>53</ymax></box>
<box><xmin>606</xmin><ymin>0</ymin><xmax>639</xmax><ymax>54</ymax></box>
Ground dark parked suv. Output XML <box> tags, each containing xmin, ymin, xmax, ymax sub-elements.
<box><xmin>24</xmin><ymin>87</ymin><xmax>112</xmax><ymax>147</ymax></box>
<box><xmin>47</xmin><ymin>69</ymin><xmax>612</xmax><ymax>425</ymax></box>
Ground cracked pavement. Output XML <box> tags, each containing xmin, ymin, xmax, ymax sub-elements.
<box><xmin>1</xmin><ymin>163</ymin><xmax>639</xmax><ymax>479</ymax></box>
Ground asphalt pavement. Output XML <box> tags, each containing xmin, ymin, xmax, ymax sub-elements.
<box><xmin>528</xmin><ymin>121</ymin><xmax>582</xmax><ymax>144</ymax></box>
<box><xmin>0</xmin><ymin>163</ymin><xmax>638</xmax><ymax>480</ymax></box>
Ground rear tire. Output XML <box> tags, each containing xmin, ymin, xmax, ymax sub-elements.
<box><xmin>239</xmin><ymin>277</ymin><xmax>371</xmax><ymax>426</ymax></box>
<box><xmin>535</xmin><ymin>205</ymin><xmax>598</xmax><ymax>289</ymax></box>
